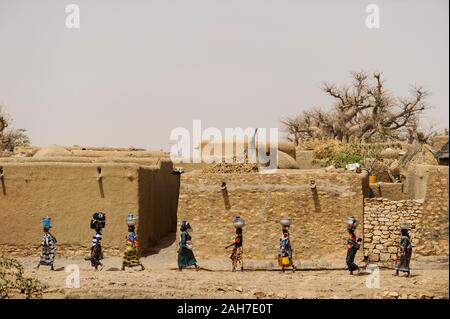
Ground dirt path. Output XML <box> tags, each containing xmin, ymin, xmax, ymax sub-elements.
<box><xmin>15</xmin><ymin>248</ymin><xmax>448</xmax><ymax>299</ymax></box>
<box><xmin>25</xmin><ymin>265</ymin><xmax>448</xmax><ymax>299</ymax></box>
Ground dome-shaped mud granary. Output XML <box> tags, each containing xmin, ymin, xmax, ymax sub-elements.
<box><xmin>277</xmin><ymin>150</ymin><xmax>299</xmax><ymax>169</ymax></box>
<box><xmin>33</xmin><ymin>144</ymin><xmax>74</xmax><ymax>158</ymax></box>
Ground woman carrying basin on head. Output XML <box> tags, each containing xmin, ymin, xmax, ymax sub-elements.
<box><xmin>346</xmin><ymin>216</ymin><xmax>362</xmax><ymax>275</ymax></box>
<box><xmin>177</xmin><ymin>219</ymin><xmax>200</xmax><ymax>271</ymax></box>
<box><xmin>122</xmin><ymin>213</ymin><xmax>145</xmax><ymax>271</ymax></box>
<box><xmin>394</xmin><ymin>222</ymin><xmax>413</xmax><ymax>277</ymax></box>
<box><xmin>225</xmin><ymin>216</ymin><xmax>245</xmax><ymax>272</ymax></box>
<box><xmin>89</xmin><ymin>212</ymin><xmax>106</xmax><ymax>270</ymax></box>
<box><xmin>278</xmin><ymin>217</ymin><xmax>296</xmax><ymax>273</ymax></box>
<box><xmin>36</xmin><ymin>216</ymin><xmax>57</xmax><ymax>270</ymax></box>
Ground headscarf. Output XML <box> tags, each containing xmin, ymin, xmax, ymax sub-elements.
<box><xmin>180</xmin><ymin>219</ymin><xmax>191</xmax><ymax>232</ymax></box>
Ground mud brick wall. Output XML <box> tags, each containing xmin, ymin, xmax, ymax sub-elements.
<box><xmin>177</xmin><ymin>170</ymin><xmax>365</xmax><ymax>261</ymax></box>
<box><xmin>414</xmin><ymin>165</ymin><xmax>449</xmax><ymax>256</ymax></box>
<box><xmin>363</xmin><ymin>198</ymin><xmax>423</xmax><ymax>263</ymax></box>
<box><xmin>0</xmin><ymin>159</ymin><xmax>180</xmax><ymax>257</ymax></box>
<box><xmin>369</xmin><ymin>182</ymin><xmax>409</xmax><ymax>200</ymax></box>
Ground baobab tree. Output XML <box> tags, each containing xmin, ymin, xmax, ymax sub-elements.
<box><xmin>282</xmin><ymin>71</ymin><xmax>431</xmax><ymax>145</ymax></box>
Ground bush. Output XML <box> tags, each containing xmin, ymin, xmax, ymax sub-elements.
<box><xmin>334</xmin><ymin>153</ymin><xmax>363</xmax><ymax>168</ymax></box>
<box><xmin>297</xmin><ymin>138</ymin><xmax>391</xmax><ymax>171</ymax></box>
<box><xmin>299</xmin><ymin>139</ymin><xmax>363</xmax><ymax>167</ymax></box>
<box><xmin>0</xmin><ymin>258</ymin><xmax>45</xmax><ymax>299</ymax></box>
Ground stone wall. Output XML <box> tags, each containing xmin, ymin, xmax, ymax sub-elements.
<box><xmin>363</xmin><ymin>198</ymin><xmax>423</xmax><ymax>263</ymax></box>
<box><xmin>177</xmin><ymin>170</ymin><xmax>365</xmax><ymax>262</ymax></box>
<box><xmin>364</xmin><ymin>165</ymin><xmax>449</xmax><ymax>262</ymax></box>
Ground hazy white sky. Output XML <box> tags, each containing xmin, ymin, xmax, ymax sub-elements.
<box><xmin>0</xmin><ymin>0</ymin><xmax>448</xmax><ymax>150</ymax></box>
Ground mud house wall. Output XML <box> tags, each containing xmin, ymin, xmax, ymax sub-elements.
<box><xmin>0</xmin><ymin>159</ymin><xmax>181</xmax><ymax>256</ymax></box>
<box><xmin>405</xmin><ymin>165</ymin><xmax>429</xmax><ymax>200</ymax></box>
<box><xmin>70</xmin><ymin>149</ymin><xmax>167</xmax><ymax>158</ymax></box>
<box><xmin>0</xmin><ymin>162</ymin><xmax>140</xmax><ymax>256</ymax></box>
<box><xmin>368</xmin><ymin>183</ymin><xmax>409</xmax><ymax>200</ymax></box>
<box><xmin>0</xmin><ymin>156</ymin><xmax>163</xmax><ymax>166</ymax></box>
<box><xmin>138</xmin><ymin>160</ymin><xmax>180</xmax><ymax>251</ymax></box>
<box><xmin>177</xmin><ymin>171</ymin><xmax>364</xmax><ymax>261</ymax></box>
<box><xmin>415</xmin><ymin>165</ymin><xmax>449</xmax><ymax>256</ymax></box>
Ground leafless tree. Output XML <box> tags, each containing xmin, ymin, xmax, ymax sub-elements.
<box><xmin>282</xmin><ymin>71</ymin><xmax>431</xmax><ymax>145</ymax></box>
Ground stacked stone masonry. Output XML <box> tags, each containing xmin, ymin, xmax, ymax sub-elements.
<box><xmin>364</xmin><ymin>165</ymin><xmax>448</xmax><ymax>264</ymax></box>
<box><xmin>363</xmin><ymin>198</ymin><xmax>423</xmax><ymax>263</ymax></box>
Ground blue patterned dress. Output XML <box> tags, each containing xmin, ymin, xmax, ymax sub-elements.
<box><xmin>177</xmin><ymin>231</ymin><xmax>197</xmax><ymax>269</ymax></box>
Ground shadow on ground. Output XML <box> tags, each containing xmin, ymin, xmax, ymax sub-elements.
<box><xmin>141</xmin><ymin>232</ymin><xmax>177</xmax><ymax>257</ymax></box>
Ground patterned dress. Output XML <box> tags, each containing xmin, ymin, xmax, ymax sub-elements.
<box><xmin>39</xmin><ymin>232</ymin><xmax>56</xmax><ymax>266</ymax></box>
<box><xmin>395</xmin><ymin>235</ymin><xmax>412</xmax><ymax>273</ymax></box>
<box><xmin>178</xmin><ymin>231</ymin><xmax>197</xmax><ymax>269</ymax></box>
<box><xmin>90</xmin><ymin>232</ymin><xmax>103</xmax><ymax>268</ymax></box>
<box><xmin>123</xmin><ymin>232</ymin><xmax>142</xmax><ymax>268</ymax></box>
<box><xmin>230</xmin><ymin>234</ymin><xmax>243</xmax><ymax>271</ymax></box>
<box><xmin>346</xmin><ymin>229</ymin><xmax>360</xmax><ymax>272</ymax></box>
<box><xmin>279</xmin><ymin>233</ymin><xmax>294</xmax><ymax>268</ymax></box>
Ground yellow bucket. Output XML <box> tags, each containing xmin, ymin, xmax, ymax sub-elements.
<box><xmin>369</xmin><ymin>175</ymin><xmax>377</xmax><ymax>183</ymax></box>
<box><xmin>281</xmin><ymin>257</ymin><xmax>290</xmax><ymax>266</ymax></box>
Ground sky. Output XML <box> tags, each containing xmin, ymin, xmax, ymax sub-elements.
<box><xmin>0</xmin><ymin>0</ymin><xmax>448</xmax><ymax>151</ymax></box>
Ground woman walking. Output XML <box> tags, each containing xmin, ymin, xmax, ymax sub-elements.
<box><xmin>394</xmin><ymin>223</ymin><xmax>413</xmax><ymax>277</ymax></box>
<box><xmin>225</xmin><ymin>216</ymin><xmax>244</xmax><ymax>272</ymax></box>
<box><xmin>122</xmin><ymin>213</ymin><xmax>145</xmax><ymax>271</ymax></box>
<box><xmin>279</xmin><ymin>218</ymin><xmax>296</xmax><ymax>273</ymax></box>
<box><xmin>177</xmin><ymin>219</ymin><xmax>200</xmax><ymax>271</ymax></box>
<box><xmin>36</xmin><ymin>217</ymin><xmax>57</xmax><ymax>270</ymax></box>
<box><xmin>346</xmin><ymin>217</ymin><xmax>362</xmax><ymax>275</ymax></box>
<box><xmin>89</xmin><ymin>212</ymin><xmax>106</xmax><ymax>270</ymax></box>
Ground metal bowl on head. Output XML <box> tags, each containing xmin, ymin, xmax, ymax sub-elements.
<box><xmin>280</xmin><ymin>218</ymin><xmax>292</xmax><ymax>227</ymax></box>
<box><xmin>346</xmin><ymin>217</ymin><xmax>357</xmax><ymax>227</ymax></box>
<box><xmin>126</xmin><ymin>213</ymin><xmax>138</xmax><ymax>226</ymax></box>
<box><xmin>233</xmin><ymin>216</ymin><xmax>245</xmax><ymax>228</ymax></box>
<box><xmin>400</xmin><ymin>222</ymin><xmax>410</xmax><ymax>230</ymax></box>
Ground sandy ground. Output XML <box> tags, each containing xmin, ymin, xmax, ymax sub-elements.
<box><xmin>13</xmin><ymin>239</ymin><xmax>448</xmax><ymax>299</ymax></box>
